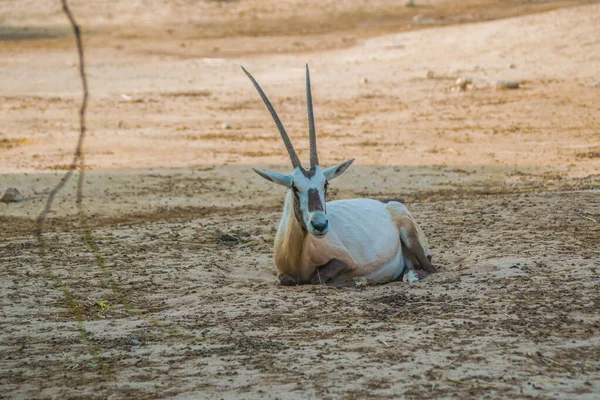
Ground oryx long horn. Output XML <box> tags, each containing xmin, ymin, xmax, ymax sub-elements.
<box><xmin>241</xmin><ymin>66</ymin><xmax>302</xmax><ymax>169</ymax></box>
<box><xmin>306</xmin><ymin>64</ymin><xmax>319</xmax><ymax>167</ymax></box>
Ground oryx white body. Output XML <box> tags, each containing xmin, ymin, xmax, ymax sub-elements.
<box><xmin>275</xmin><ymin>191</ymin><xmax>431</xmax><ymax>285</ymax></box>
<box><xmin>243</xmin><ymin>65</ymin><xmax>436</xmax><ymax>285</ymax></box>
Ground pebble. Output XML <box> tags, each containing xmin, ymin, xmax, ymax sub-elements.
<box><xmin>496</xmin><ymin>80</ymin><xmax>520</xmax><ymax>90</ymax></box>
<box><xmin>127</xmin><ymin>339</ymin><xmax>141</xmax><ymax>346</ymax></box>
<box><xmin>588</xmin><ymin>81</ymin><xmax>600</xmax><ymax>87</ymax></box>
<box><xmin>455</xmin><ymin>77</ymin><xmax>472</xmax><ymax>91</ymax></box>
<box><xmin>221</xmin><ymin>122</ymin><xmax>232</xmax><ymax>130</ymax></box>
<box><xmin>361</xmin><ymin>77</ymin><xmax>369</xmax><ymax>84</ymax></box>
<box><xmin>426</xmin><ymin>70</ymin><xmax>435</xmax><ymax>79</ymax></box>
<box><xmin>1</xmin><ymin>188</ymin><xmax>23</xmax><ymax>203</ymax></box>
<box><xmin>405</xmin><ymin>0</ymin><xmax>415</xmax><ymax>7</ymax></box>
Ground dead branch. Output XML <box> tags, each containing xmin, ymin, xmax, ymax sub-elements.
<box><xmin>33</xmin><ymin>0</ymin><xmax>205</xmax><ymax>355</ymax></box>
<box><xmin>30</xmin><ymin>0</ymin><xmax>108</xmax><ymax>372</ymax></box>
<box><xmin>36</xmin><ymin>0</ymin><xmax>88</xmax><ymax>233</ymax></box>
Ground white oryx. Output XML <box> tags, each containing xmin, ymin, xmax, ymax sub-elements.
<box><xmin>242</xmin><ymin>65</ymin><xmax>437</xmax><ymax>286</ymax></box>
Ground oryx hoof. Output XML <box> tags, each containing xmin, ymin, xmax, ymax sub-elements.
<box><xmin>278</xmin><ymin>274</ymin><xmax>297</xmax><ymax>286</ymax></box>
<box><xmin>403</xmin><ymin>269</ymin><xmax>420</xmax><ymax>283</ymax></box>
<box><xmin>416</xmin><ymin>265</ymin><xmax>438</xmax><ymax>279</ymax></box>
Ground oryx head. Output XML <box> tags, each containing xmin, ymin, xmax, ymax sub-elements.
<box><xmin>242</xmin><ymin>65</ymin><xmax>354</xmax><ymax>238</ymax></box>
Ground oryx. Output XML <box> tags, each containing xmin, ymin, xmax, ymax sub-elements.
<box><xmin>242</xmin><ymin>65</ymin><xmax>437</xmax><ymax>286</ymax></box>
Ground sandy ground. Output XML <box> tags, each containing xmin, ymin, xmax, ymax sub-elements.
<box><xmin>1</xmin><ymin>0</ymin><xmax>600</xmax><ymax>398</ymax></box>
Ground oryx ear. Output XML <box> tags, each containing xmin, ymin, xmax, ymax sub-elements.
<box><xmin>252</xmin><ymin>168</ymin><xmax>292</xmax><ymax>188</ymax></box>
<box><xmin>323</xmin><ymin>158</ymin><xmax>354</xmax><ymax>181</ymax></box>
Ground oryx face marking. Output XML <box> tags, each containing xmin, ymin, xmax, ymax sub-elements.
<box><xmin>244</xmin><ymin>64</ymin><xmax>354</xmax><ymax>239</ymax></box>
<box><xmin>290</xmin><ymin>166</ymin><xmax>328</xmax><ymax>237</ymax></box>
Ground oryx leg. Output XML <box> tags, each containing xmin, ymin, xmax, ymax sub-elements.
<box><xmin>310</xmin><ymin>259</ymin><xmax>349</xmax><ymax>285</ymax></box>
<box><xmin>387</xmin><ymin>202</ymin><xmax>437</xmax><ymax>281</ymax></box>
<box><xmin>402</xmin><ymin>251</ymin><xmax>420</xmax><ymax>283</ymax></box>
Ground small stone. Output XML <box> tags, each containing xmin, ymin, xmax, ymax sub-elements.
<box><xmin>120</xmin><ymin>94</ymin><xmax>132</xmax><ymax>101</ymax></box>
<box><xmin>455</xmin><ymin>77</ymin><xmax>472</xmax><ymax>91</ymax></box>
<box><xmin>221</xmin><ymin>122</ymin><xmax>232</xmax><ymax>130</ymax></box>
<box><xmin>361</xmin><ymin>77</ymin><xmax>369</xmax><ymax>84</ymax></box>
<box><xmin>1</xmin><ymin>188</ymin><xmax>23</xmax><ymax>203</ymax></box>
<box><xmin>496</xmin><ymin>80</ymin><xmax>519</xmax><ymax>90</ymax></box>
<box><xmin>127</xmin><ymin>339</ymin><xmax>141</xmax><ymax>346</ymax></box>
<box><xmin>509</xmin><ymin>63</ymin><xmax>516</xmax><ymax>69</ymax></box>
<box><xmin>405</xmin><ymin>0</ymin><xmax>415</xmax><ymax>7</ymax></box>
<box><xmin>426</xmin><ymin>70</ymin><xmax>435</xmax><ymax>79</ymax></box>
<box><xmin>588</xmin><ymin>81</ymin><xmax>600</xmax><ymax>87</ymax></box>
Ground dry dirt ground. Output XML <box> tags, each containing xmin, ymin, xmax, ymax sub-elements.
<box><xmin>1</xmin><ymin>0</ymin><xmax>600</xmax><ymax>398</ymax></box>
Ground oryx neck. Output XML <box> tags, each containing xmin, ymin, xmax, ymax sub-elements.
<box><xmin>273</xmin><ymin>191</ymin><xmax>310</xmax><ymax>278</ymax></box>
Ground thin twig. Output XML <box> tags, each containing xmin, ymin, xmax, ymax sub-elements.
<box><xmin>36</xmin><ymin>0</ymin><xmax>88</xmax><ymax>234</ymax></box>
<box><xmin>33</xmin><ymin>0</ymin><xmax>204</xmax><ymax>361</ymax></box>
<box><xmin>543</xmin><ymin>357</ymin><xmax>568</xmax><ymax>369</ymax></box>
<box><xmin>527</xmin><ymin>352</ymin><xmax>570</xmax><ymax>370</ymax></box>
<box><xmin>446</xmin><ymin>378</ymin><xmax>468</xmax><ymax>385</ymax></box>
<box><xmin>32</xmin><ymin>0</ymin><xmax>104</xmax><ymax>372</ymax></box>
<box><xmin>446</xmin><ymin>378</ymin><xmax>495</xmax><ymax>388</ymax></box>
<box><xmin>578</xmin><ymin>213</ymin><xmax>598</xmax><ymax>223</ymax></box>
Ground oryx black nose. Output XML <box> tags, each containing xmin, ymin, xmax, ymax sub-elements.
<box><xmin>311</xmin><ymin>219</ymin><xmax>328</xmax><ymax>232</ymax></box>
